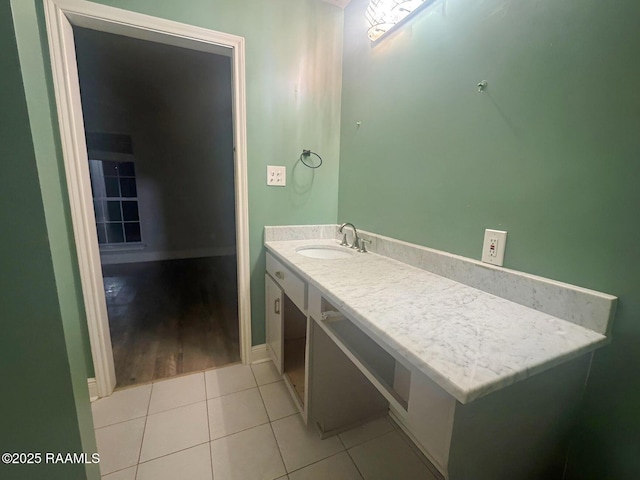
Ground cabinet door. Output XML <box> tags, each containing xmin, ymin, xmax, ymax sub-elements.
<box><xmin>265</xmin><ymin>273</ymin><xmax>284</xmax><ymax>374</ymax></box>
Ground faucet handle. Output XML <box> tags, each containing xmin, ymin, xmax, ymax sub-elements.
<box><xmin>359</xmin><ymin>238</ymin><xmax>371</xmax><ymax>253</ymax></box>
<box><xmin>340</xmin><ymin>233</ymin><xmax>349</xmax><ymax>246</ymax></box>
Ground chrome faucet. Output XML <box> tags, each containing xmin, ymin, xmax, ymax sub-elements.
<box><xmin>339</xmin><ymin>223</ymin><xmax>360</xmax><ymax>250</ymax></box>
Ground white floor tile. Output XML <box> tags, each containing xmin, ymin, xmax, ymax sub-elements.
<box><xmin>271</xmin><ymin>414</ymin><xmax>344</xmax><ymax>473</ymax></box>
<box><xmin>101</xmin><ymin>465</ymin><xmax>136</xmax><ymax>480</ymax></box>
<box><xmin>259</xmin><ymin>381</ymin><xmax>299</xmax><ymax>421</ymax></box>
<box><xmin>148</xmin><ymin>373</ymin><xmax>206</xmax><ymax>415</ymax></box>
<box><xmin>92</xmin><ymin>362</ymin><xmax>436</xmax><ymax>480</ymax></box>
<box><xmin>207</xmin><ymin>388</ymin><xmax>269</xmax><ymax>440</ymax></box>
<box><xmin>348</xmin><ymin>431</ymin><xmax>437</xmax><ymax>480</ymax></box>
<box><xmin>205</xmin><ymin>363</ymin><xmax>256</xmax><ymax>398</ymax></box>
<box><xmin>210</xmin><ymin>423</ymin><xmax>286</xmax><ymax>480</ymax></box>
<box><xmin>288</xmin><ymin>452</ymin><xmax>362</xmax><ymax>480</ymax></box>
<box><xmin>92</xmin><ymin>384</ymin><xmax>151</xmax><ymax>428</ymax></box>
<box><xmin>251</xmin><ymin>361</ymin><xmax>282</xmax><ymax>386</ymax></box>
<box><xmin>139</xmin><ymin>401</ymin><xmax>209</xmax><ymax>462</ymax></box>
<box><xmin>338</xmin><ymin>416</ymin><xmax>395</xmax><ymax>449</ymax></box>
<box><xmin>136</xmin><ymin>443</ymin><xmax>212</xmax><ymax>480</ymax></box>
<box><xmin>396</xmin><ymin>429</ymin><xmax>442</xmax><ymax>476</ymax></box>
<box><xmin>95</xmin><ymin>417</ymin><xmax>145</xmax><ymax>475</ymax></box>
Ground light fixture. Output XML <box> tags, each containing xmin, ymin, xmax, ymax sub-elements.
<box><xmin>366</xmin><ymin>0</ymin><xmax>429</xmax><ymax>42</ymax></box>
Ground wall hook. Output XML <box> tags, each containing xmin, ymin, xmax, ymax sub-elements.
<box><xmin>477</xmin><ymin>80</ymin><xmax>488</xmax><ymax>93</ymax></box>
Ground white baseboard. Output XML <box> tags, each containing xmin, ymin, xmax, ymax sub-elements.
<box><xmin>100</xmin><ymin>246</ymin><xmax>236</xmax><ymax>265</ymax></box>
<box><xmin>250</xmin><ymin>344</ymin><xmax>269</xmax><ymax>364</ymax></box>
<box><xmin>87</xmin><ymin>378</ymin><xmax>99</xmax><ymax>402</ymax></box>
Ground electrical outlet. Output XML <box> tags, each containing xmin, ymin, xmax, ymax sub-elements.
<box><xmin>481</xmin><ymin>229</ymin><xmax>507</xmax><ymax>266</ymax></box>
<box><xmin>267</xmin><ymin>165</ymin><xmax>286</xmax><ymax>186</ymax></box>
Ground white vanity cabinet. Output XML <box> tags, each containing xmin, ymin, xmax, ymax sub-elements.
<box><xmin>305</xmin><ymin>282</ymin><xmax>592</xmax><ymax>480</ymax></box>
<box><xmin>264</xmin><ymin>231</ymin><xmax>614</xmax><ymax>480</ymax></box>
<box><xmin>265</xmin><ymin>252</ymin><xmax>310</xmax><ymax>421</ymax></box>
<box><xmin>264</xmin><ymin>273</ymin><xmax>283</xmax><ymax>374</ymax></box>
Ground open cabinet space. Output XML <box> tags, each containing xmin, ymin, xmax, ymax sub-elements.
<box><xmin>283</xmin><ymin>295</ymin><xmax>307</xmax><ymax>405</ymax></box>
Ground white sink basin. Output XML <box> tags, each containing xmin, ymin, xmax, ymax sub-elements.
<box><xmin>295</xmin><ymin>245</ymin><xmax>354</xmax><ymax>259</ymax></box>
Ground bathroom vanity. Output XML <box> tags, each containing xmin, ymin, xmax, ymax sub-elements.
<box><xmin>264</xmin><ymin>225</ymin><xmax>616</xmax><ymax>480</ymax></box>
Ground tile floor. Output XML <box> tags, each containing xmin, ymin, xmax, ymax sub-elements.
<box><xmin>92</xmin><ymin>361</ymin><xmax>441</xmax><ymax>480</ymax></box>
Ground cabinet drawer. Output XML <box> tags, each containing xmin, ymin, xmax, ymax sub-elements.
<box><xmin>266</xmin><ymin>252</ymin><xmax>307</xmax><ymax>314</ymax></box>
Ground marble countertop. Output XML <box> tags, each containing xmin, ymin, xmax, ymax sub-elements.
<box><xmin>265</xmin><ymin>238</ymin><xmax>608</xmax><ymax>404</ymax></box>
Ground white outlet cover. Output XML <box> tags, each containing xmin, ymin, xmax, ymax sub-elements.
<box><xmin>481</xmin><ymin>229</ymin><xmax>507</xmax><ymax>266</ymax></box>
<box><xmin>267</xmin><ymin>165</ymin><xmax>286</xmax><ymax>186</ymax></box>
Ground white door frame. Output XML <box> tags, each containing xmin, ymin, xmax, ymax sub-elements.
<box><xmin>44</xmin><ymin>0</ymin><xmax>252</xmax><ymax>398</ymax></box>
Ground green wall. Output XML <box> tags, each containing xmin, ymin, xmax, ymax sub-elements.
<box><xmin>1</xmin><ymin>2</ymin><xmax>98</xmax><ymax>478</ymax></box>
<box><xmin>10</xmin><ymin>0</ymin><xmax>637</xmax><ymax>476</ymax></box>
<box><xmin>339</xmin><ymin>0</ymin><xmax>640</xmax><ymax>477</ymax></box>
<box><xmin>78</xmin><ymin>0</ymin><xmax>344</xmax><ymax>346</ymax></box>
<box><xmin>14</xmin><ymin>0</ymin><xmax>343</xmax><ymax>361</ymax></box>
<box><xmin>3</xmin><ymin>0</ymin><xmax>341</xmax><ymax>477</ymax></box>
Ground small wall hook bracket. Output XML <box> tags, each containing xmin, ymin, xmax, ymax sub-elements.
<box><xmin>477</xmin><ymin>80</ymin><xmax>488</xmax><ymax>93</ymax></box>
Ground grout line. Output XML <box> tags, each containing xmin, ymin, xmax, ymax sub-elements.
<box><xmin>92</xmin><ymin>384</ymin><xmax>153</xmax><ymax>429</ymax></box>
<box><xmin>254</xmin><ymin>374</ymin><xmax>288</xmax><ymax>475</ymax></box>
<box><xmin>203</xmin><ymin>373</ymin><xmax>214</xmax><ymax>479</ymax></box>
<box><xmin>208</xmin><ymin>383</ymin><xmax>258</xmax><ymax>398</ymax></box>
<box><xmin>146</xmin><ymin>396</ymin><xmax>207</xmax><ymax>417</ymax></box>
<box><xmin>136</xmin><ymin>440</ymin><xmax>211</xmax><ymax>466</ymax></box>
<box><xmin>101</xmin><ymin>464</ymin><xmax>137</xmax><ymax>477</ymax></box>
<box><xmin>250</xmin><ymin>361</ymin><xmax>283</xmax><ymax>387</ymax></box>
<box><xmin>268</xmin><ymin>418</ymin><xmax>290</xmax><ymax>475</ymax></box>
<box><xmin>248</xmin><ymin>361</ymin><xmax>261</xmax><ymax>386</ymax></box>
<box><xmin>100</xmin><ymin>364</ymin><xmax>293</xmax><ymax>478</ymax></box>
<box><xmin>335</xmin><ymin>431</ymin><xmax>364</xmax><ymax>479</ymax></box>
<box><xmin>135</xmin><ymin>383</ymin><xmax>153</xmax><ymax>467</ymax></box>
<box><xmin>258</xmin><ymin>380</ymin><xmax>300</xmax><ymax>423</ymax></box>
<box><xmin>94</xmin><ymin>413</ymin><xmax>148</xmax><ymax>431</ymax></box>
<box><xmin>337</xmin><ymin>430</ymin><xmax>347</xmax><ymax>450</ymax></box>
<box><xmin>206</xmin><ymin>439</ymin><xmax>214</xmax><ymax>480</ymax></box>
<box><xmin>255</xmin><ymin>376</ymin><xmax>283</xmax><ymax>387</ymax></box>
<box><xmin>145</xmin><ymin>397</ymin><xmax>208</xmax><ymax>418</ymax></box>
<box><xmin>203</xmin><ymin>370</ymin><xmax>209</xmax><ymax>411</ymax></box>
<box><xmin>210</xmin><ymin>419</ymin><xmax>272</xmax><ymax>443</ymax></box>
<box><xmin>268</xmin><ymin>410</ymin><xmax>299</xmax><ymax>423</ymax></box>
<box><xmin>387</xmin><ymin>429</ymin><xmax>443</xmax><ymax>480</ymax></box>
<box><xmin>205</xmin><ymin>381</ymin><xmax>259</xmax><ymax>401</ymax></box>
<box><xmin>113</xmin><ymin>360</ymin><xmax>243</xmax><ymax>393</ymax></box>
<box><xmin>285</xmin><ymin>451</ymin><xmax>360</xmax><ymax>478</ymax></box>
<box><xmin>344</xmin><ymin>448</ymin><xmax>366</xmax><ymax>480</ymax></box>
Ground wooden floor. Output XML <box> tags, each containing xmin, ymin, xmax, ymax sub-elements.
<box><xmin>102</xmin><ymin>256</ymin><xmax>240</xmax><ymax>388</ymax></box>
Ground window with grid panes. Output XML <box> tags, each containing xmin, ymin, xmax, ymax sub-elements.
<box><xmin>89</xmin><ymin>158</ymin><xmax>142</xmax><ymax>245</ymax></box>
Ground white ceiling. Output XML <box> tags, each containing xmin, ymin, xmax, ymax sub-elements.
<box><xmin>321</xmin><ymin>0</ymin><xmax>352</xmax><ymax>8</ymax></box>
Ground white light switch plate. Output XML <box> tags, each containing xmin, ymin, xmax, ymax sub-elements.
<box><xmin>481</xmin><ymin>229</ymin><xmax>507</xmax><ymax>266</ymax></box>
<box><xmin>267</xmin><ymin>165</ymin><xmax>286</xmax><ymax>186</ymax></box>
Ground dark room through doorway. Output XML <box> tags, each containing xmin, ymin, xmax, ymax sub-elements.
<box><xmin>74</xmin><ymin>26</ymin><xmax>240</xmax><ymax>388</ymax></box>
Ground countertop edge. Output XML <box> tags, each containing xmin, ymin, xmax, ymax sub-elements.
<box><xmin>264</xmin><ymin>240</ymin><xmax>609</xmax><ymax>404</ymax></box>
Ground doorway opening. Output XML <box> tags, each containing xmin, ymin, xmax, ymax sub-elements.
<box><xmin>44</xmin><ymin>0</ymin><xmax>251</xmax><ymax>397</ymax></box>
<box><xmin>73</xmin><ymin>28</ymin><xmax>240</xmax><ymax>387</ymax></box>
